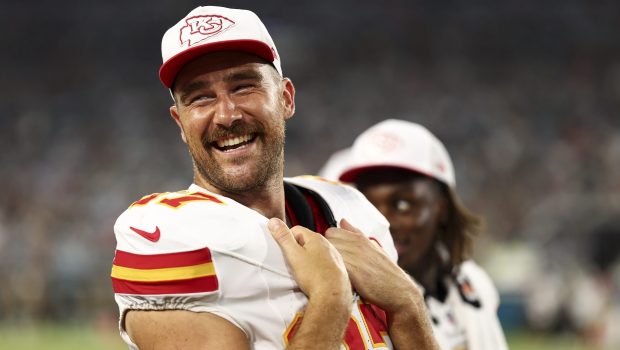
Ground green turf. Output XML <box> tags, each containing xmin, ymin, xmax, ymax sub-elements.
<box><xmin>0</xmin><ymin>322</ymin><xmax>127</xmax><ymax>350</ymax></box>
<box><xmin>506</xmin><ymin>331</ymin><xmax>590</xmax><ymax>350</ymax></box>
<box><xmin>0</xmin><ymin>323</ymin><xmax>591</xmax><ymax>350</ymax></box>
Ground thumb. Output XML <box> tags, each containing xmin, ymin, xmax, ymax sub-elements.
<box><xmin>268</xmin><ymin>218</ymin><xmax>302</xmax><ymax>256</ymax></box>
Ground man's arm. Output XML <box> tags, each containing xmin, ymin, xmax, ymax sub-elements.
<box><xmin>325</xmin><ymin>219</ymin><xmax>440</xmax><ymax>350</ymax></box>
<box><xmin>124</xmin><ymin>218</ymin><xmax>351</xmax><ymax>350</ymax></box>
<box><xmin>125</xmin><ymin>309</ymin><xmax>250</xmax><ymax>349</ymax></box>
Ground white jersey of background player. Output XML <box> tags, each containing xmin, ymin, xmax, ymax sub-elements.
<box><xmin>329</xmin><ymin>119</ymin><xmax>509</xmax><ymax>350</ymax></box>
<box><xmin>113</xmin><ymin>177</ymin><xmax>396</xmax><ymax>349</ymax></box>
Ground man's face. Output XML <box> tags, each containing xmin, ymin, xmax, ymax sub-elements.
<box><xmin>170</xmin><ymin>52</ymin><xmax>295</xmax><ymax>195</ymax></box>
<box><xmin>357</xmin><ymin>170</ymin><xmax>446</xmax><ymax>274</ymax></box>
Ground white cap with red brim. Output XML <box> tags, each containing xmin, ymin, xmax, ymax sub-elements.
<box><xmin>159</xmin><ymin>6</ymin><xmax>282</xmax><ymax>88</ymax></box>
<box><xmin>338</xmin><ymin>119</ymin><xmax>456</xmax><ymax>188</ymax></box>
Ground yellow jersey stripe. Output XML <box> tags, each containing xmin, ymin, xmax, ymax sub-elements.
<box><xmin>111</xmin><ymin>262</ymin><xmax>215</xmax><ymax>282</ymax></box>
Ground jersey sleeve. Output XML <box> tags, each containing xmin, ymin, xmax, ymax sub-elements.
<box><xmin>111</xmin><ymin>191</ymin><xmax>249</xmax><ymax>346</ymax></box>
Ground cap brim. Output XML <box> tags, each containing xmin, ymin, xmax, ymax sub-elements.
<box><xmin>338</xmin><ymin>164</ymin><xmax>438</xmax><ymax>184</ymax></box>
<box><xmin>159</xmin><ymin>39</ymin><xmax>276</xmax><ymax>88</ymax></box>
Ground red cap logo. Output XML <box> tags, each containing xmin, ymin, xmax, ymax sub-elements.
<box><xmin>368</xmin><ymin>131</ymin><xmax>404</xmax><ymax>153</ymax></box>
<box><xmin>180</xmin><ymin>15</ymin><xmax>236</xmax><ymax>47</ymax></box>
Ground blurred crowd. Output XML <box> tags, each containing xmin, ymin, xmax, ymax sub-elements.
<box><xmin>1</xmin><ymin>0</ymin><xmax>619</xmax><ymax>347</ymax></box>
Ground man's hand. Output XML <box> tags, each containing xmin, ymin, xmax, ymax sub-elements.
<box><xmin>268</xmin><ymin>218</ymin><xmax>351</xmax><ymax>349</ymax></box>
<box><xmin>325</xmin><ymin>218</ymin><xmax>440</xmax><ymax>350</ymax></box>
<box><xmin>268</xmin><ymin>218</ymin><xmax>351</xmax><ymax>301</ymax></box>
<box><xmin>324</xmin><ymin>218</ymin><xmax>417</xmax><ymax>312</ymax></box>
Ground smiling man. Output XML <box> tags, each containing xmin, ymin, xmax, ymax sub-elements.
<box><xmin>111</xmin><ymin>6</ymin><xmax>438</xmax><ymax>350</ymax></box>
<box><xmin>170</xmin><ymin>52</ymin><xmax>291</xmax><ymax>200</ymax></box>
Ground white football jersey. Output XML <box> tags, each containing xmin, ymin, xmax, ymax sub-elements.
<box><xmin>424</xmin><ymin>261</ymin><xmax>509</xmax><ymax>350</ymax></box>
<box><xmin>112</xmin><ymin>176</ymin><xmax>397</xmax><ymax>349</ymax></box>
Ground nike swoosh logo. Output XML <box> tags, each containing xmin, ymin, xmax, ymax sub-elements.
<box><xmin>130</xmin><ymin>226</ymin><xmax>161</xmax><ymax>242</ymax></box>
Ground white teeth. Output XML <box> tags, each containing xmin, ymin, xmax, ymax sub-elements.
<box><xmin>216</xmin><ymin>134</ymin><xmax>252</xmax><ymax>148</ymax></box>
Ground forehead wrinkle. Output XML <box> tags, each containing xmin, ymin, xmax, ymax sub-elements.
<box><xmin>224</xmin><ymin>68</ymin><xmax>265</xmax><ymax>83</ymax></box>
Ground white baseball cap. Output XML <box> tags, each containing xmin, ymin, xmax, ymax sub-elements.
<box><xmin>338</xmin><ymin>119</ymin><xmax>456</xmax><ymax>188</ymax></box>
<box><xmin>318</xmin><ymin>147</ymin><xmax>352</xmax><ymax>181</ymax></box>
<box><xmin>159</xmin><ymin>6</ymin><xmax>282</xmax><ymax>88</ymax></box>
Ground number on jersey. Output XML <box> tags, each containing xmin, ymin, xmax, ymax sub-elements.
<box><xmin>130</xmin><ymin>191</ymin><xmax>223</xmax><ymax>209</ymax></box>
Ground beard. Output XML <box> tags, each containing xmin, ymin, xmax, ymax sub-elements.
<box><xmin>187</xmin><ymin>119</ymin><xmax>286</xmax><ymax>194</ymax></box>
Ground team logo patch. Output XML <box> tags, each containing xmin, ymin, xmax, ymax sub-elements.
<box><xmin>366</xmin><ymin>130</ymin><xmax>405</xmax><ymax>154</ymax></box>
<box><xmin>111</xmin><ymin>247</ymin><xmax>218</xmax><ymax>295</ymax></box>
<box><xmin>456</xmin><ymin>275</ymin><xmax>481</xmax><ymax>308</ymax></box>
<box><xmin>180</xmin><ymin>15</ymin><xmax>236</xmax><ymax>46</ymax></box>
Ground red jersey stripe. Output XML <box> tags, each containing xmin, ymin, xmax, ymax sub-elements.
<box><xmin>113</xmin><ymin>248</ymin><xmax>212</xmax><ymax>269</ymax></box>
<box><xmin>111</xmin><ymin>274</ymin><xmax>218</xmax><ymax>295</ymax></box>
<box><xmin>358</xmin><ymin>302</ymin><xmax>389</xmax><ymax>346</ymax></box>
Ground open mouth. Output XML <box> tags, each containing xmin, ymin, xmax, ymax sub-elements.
<box><xmin>393</xmin><ymin>238</ymin><xmax>410</xmax><ymax>254</ymax></box>
<box><xmin>212</xmin><ymin>133</ymin><xmax>256</xmax><ymax>152</ymax></box>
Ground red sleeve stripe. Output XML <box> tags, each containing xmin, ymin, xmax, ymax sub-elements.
<box><xmin>111</xmin><ymin>275</ymin><xmax>218</xmax><ymax>295</ymax></box>
<box><xmin>113</xmin><ymin>248</ymin><xmax>212</xmax><ymax>269</ymax></box>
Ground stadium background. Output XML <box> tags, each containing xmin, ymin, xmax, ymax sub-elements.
<box><xmin>1</xmin><ymin>0</ymin><xmax>619</xmax><ymax>348</ymax></box>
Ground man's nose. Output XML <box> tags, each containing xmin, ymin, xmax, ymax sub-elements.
<box><xmin>213</xmin><ymin>95</ymin><xmax>242</xmax><ymax>127</ymax></box>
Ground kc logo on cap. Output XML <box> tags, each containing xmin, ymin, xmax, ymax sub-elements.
<box><xmin>180</xmin><ymin>15</ymin><xmax>236</xmax><ymax>47</ymax></box>
<box><xmin>338</xmin><ymin>119</ymin><xmax>456</xmax><ymax>188</ymax></box>
<box><xmin>160</xmin><ymin>6</ymin><xmax>282</xmax><ymax>88</ymax></box>
<box><xmin>366</xmin><ymin>130</ymin><xmax>405</xmax><ymax>153</ymax></box>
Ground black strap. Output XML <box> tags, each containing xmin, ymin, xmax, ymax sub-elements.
<box><xmin>300</xmin><ymin>186</ymin><xmax>338</xmax><ymax>228</ymax></box>
<box><xmin>284</xmin><ymin>182</ymin><xmax>316</xmax><ymax>231</ymax></box>
<box><xmin>283</xmin><ymin>182</ymin><xmax>338</xmax><ymax>230</ymax></box>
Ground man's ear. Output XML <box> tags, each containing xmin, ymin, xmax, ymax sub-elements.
<box><xmin>281</xmin><ymin>78</ymin><xmax>295</xmax><ymax>120</ymax></box>
<box><xmin>169</xmin><ymin>105</ymin><xmax>187</xmax><ymax>144</ymax></box>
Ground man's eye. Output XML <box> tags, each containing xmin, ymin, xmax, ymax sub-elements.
<box><xmin>395</xmin><ymin>199</ymin><xmax>412</xmax><ymax>212</ymax></box>
<box><xmin>189</xmin><ymin>95</ymin><xmax>213</xmax><ymax>104</ymax></box>
<box><xmin>233</xmin><ymin>84</ymin><xmax>254</xmax><ymax>92</ymax></box>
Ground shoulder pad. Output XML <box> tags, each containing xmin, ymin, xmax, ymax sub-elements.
<box><xmin>112</xmin><ymin>188</ymin><xmax>270</xmax><ymax>295</ymax></box>
<box><xmin>114</xmin><ymin>190</ymin><xmax>236</xmax><ymax>253</ymax></box>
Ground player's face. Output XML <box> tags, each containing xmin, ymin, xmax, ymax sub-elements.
<box><xmin>170</xmin><ymin>52</ymin><xmax>295</xmax><ymax>194</ymax></box>
<box><xmin>357</xmin><ymin>170</ymin><xmax>446</xmax><ymax>274</ymax></box>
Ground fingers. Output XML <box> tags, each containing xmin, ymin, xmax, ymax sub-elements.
<box><xmin>267</xmin><ymin>218</ymin><xmax>302</xmax><ymax>257</ymax></box>
<box><xmin>339</xmin><ymin>218</ymin><xmax>362</xmax><ymax>233</ymax></box>
<box><xmin>268</xmin><ymin>217</ymin><xmax>350</xmax><ymax>301</ymax></box>
<box><xmin>291</xmin><ymin>227</ymin><xmax>307</xmax><ymax>246</ymax></box>
<box><xmin>337</xmin><ymin>218</ymin><xmax>382</xmax><ymax>249</ymax></box>
<box><xmin>268</xmin><ymin>218</ymin><xmax>316</xmax><ymax>251</ymax></box>
<box><xmin>267</xmin><ymin>218</ymin><xmax>290</xmax><ymax>242</ymax></box>
<box><xmin>325</xmin><ymin>218</ymin><xmax>365</xmax><ymax>243</ymax></box>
